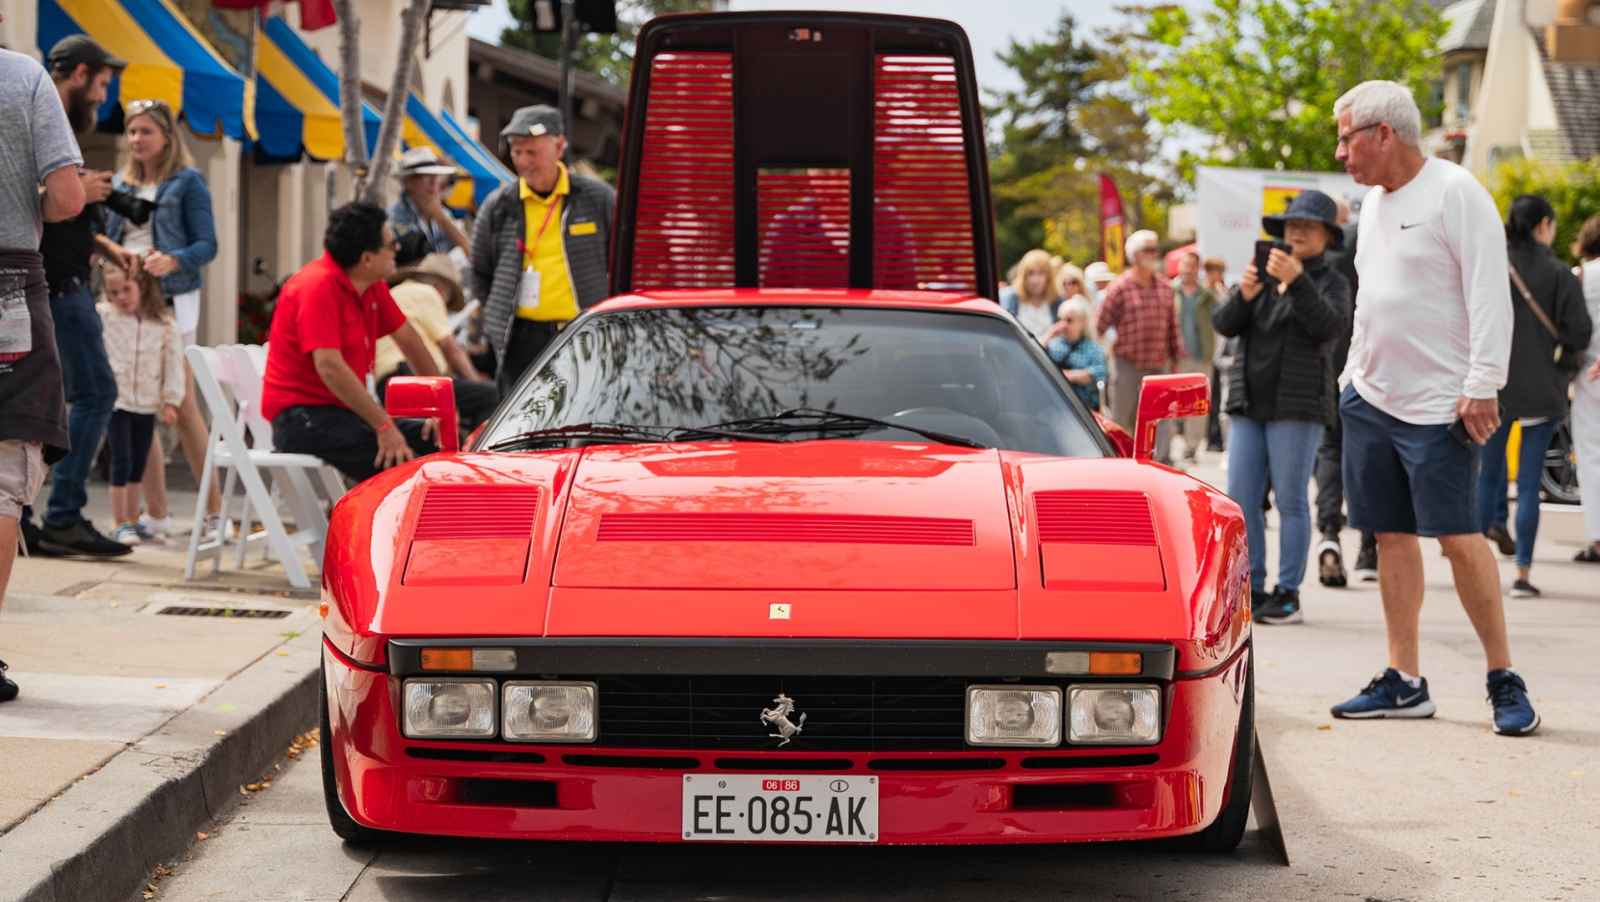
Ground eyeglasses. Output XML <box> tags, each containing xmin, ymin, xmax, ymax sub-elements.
<box><xmin>1336</xmin><ymin>122</ymin><xmax>1382</xmax><ymax>149</ymax></box>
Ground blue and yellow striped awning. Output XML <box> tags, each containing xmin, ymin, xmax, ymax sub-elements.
<box><xmin>38</xmin><ymin>0</ymin><xmax>256</xmax><ymax>141</ymax></box>
<box><xmin>439</xmin><ymin>108</ymin><xmax>517</xmax><ymax>206</ymax></box>
<box><xmin>255</xmin><ymin>15</ymin><xmax>378</xmax><ymax>161</ymax></box>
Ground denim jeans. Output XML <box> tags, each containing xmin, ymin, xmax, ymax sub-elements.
<box><xmin>1477</xmin><ymin>418</ymin><xmax>1558</xmax><ymax>568</ymax></box>
<box><xmin>44</xmin><ymin>283</ymin><xmax>117</xmax><ymax>528</ymax></box>
<box><xmin>1227</xmin><ymin>417</ymin><xmax>1325</xmax><ymax>593</ymax></box>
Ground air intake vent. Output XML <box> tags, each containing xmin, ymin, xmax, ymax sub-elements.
<box><xmin>597</xmin><ymin>513</ymin><xmax>974</xmax><ymax>546</ymax></box>
<box><xmin>413</xmin><ymin>485</ymin><xmax>540</xmax><ymax>540</ymax></box>
<box><xmin>1034</xmin><ymin>491</ymin><xmax>1156</xmax><ymax>545</ymax></box>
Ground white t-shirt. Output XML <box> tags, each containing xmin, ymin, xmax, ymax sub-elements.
<box><xmin>1013</xmin><ymin>298</ymin><xmax>1056</xmax><ymax>343</ymax></box>
<box><xmin>121</xmin><ymin>184</ymin><xmax>157</xmax><ymax>254</ymax></box>
<box><xmin>1582</xmin><ymin>257</ymin><xmax>1600</xmax><ymax>365</ymax></box>
<box><xmin>1340</xmin><ymin>157</ymin><xmax>1512</xmax><ymax>425</ymax></box>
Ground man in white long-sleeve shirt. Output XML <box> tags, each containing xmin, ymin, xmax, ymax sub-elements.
<box><xmin>1327</xmin><ymin>81</ymin><xmax>1538</xmax><ymax>736</ymax></box>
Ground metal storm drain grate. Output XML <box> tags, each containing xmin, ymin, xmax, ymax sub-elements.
<box><xmin>154</xmin><ymin>604</ymin><xmax>293</xmax><ymax>620</ymax></box>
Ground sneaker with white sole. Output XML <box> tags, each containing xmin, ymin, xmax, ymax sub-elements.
<box><xmin>112</xmin><ymin>523</ymin><xmax>140</xmax><ymax>546</ymax></box>
<box><xmin>1353</xmin><ymin>543</ymin><xmax>1378</xmax><ymax>582</ymax></box>
<box><xmin>1509</xmin><ymin>578</ymin><xmax>1540</xmax><ymax>598</ymax></box>
<box><xmin>203</xmin><ymin>515</ymin><xmax>237</xmax><ymax>544</ymax></box>
<box><xmin>1317</xmin><ymin>538</ymin><xmax>1347</xmax><ymax>588</ymax></box>
<box><xmin>1331</xmin><ymin>668</ymin><xmax>1436</xmax><ymax>719</ymax></box>
<box><xmin>1487</xmin><ymin>669</ymin><xmax>1540</xmax><ymax>736</ymax></box>
<box><xmin>138</xmin><ymin>513</ymin><xmax>172</xmax><ymax>540</ymax></box>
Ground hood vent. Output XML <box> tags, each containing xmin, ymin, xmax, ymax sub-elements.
<box><xmin>1035</xmin><ymin>491</ymin><xmax>1156</xmax><ymax>546</ymax></box>
<box><xmin>414</xmin><ymin>485</ymin><xmax>541</xmax><ymax>540</ymax></box>
<box><xmin>597</xmin><ymin>513</ymin><xmax>975</xmax><ymax>546</ymax></box>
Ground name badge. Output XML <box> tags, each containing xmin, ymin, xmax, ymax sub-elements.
<box><xmin>516</xmin><ymin>268</ymin><xmax>543</xmax><ymax>317</ymax></box>
<box><xmin>569</xmin><ymin>221</ymin><xmax>597</xmax><ymax>236</ymax></box>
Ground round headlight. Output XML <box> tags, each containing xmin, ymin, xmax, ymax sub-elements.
<box><xmin>429</xmin><ymin>685</ymin><xmax>473</xmax><ymax>726</ymax></box>
<box><xmin>993</xmin><ymin>692</ymin><xmax>1037</xmax><ymax>731</ymax></box>
<box><xmin>531</xmin><ymin>692</ymin><xmax>573</xmax><ymax>730</ymax></box>
<box><xmin>1092</xmin><ymin>692</ymin><xmax>1136</xmax><ymax>732</ymax></box>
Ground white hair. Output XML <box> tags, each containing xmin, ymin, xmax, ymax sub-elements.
<box><xmin>1334</xmin><ymin>80</ymin><xmax>1421</xmax><ymax>147</ymax></box>
<box><xmin>1057</xmin><ymin>294</ymin><xmax>1097</xmax><ymax>341</ymax></box>
<box><xmin>1124</xmin><ymin>229</ymin><xmax>1159</xmax><ymax>261</ymax></box>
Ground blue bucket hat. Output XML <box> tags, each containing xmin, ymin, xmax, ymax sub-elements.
<box><xmin>1262</xmin><ymin>189</ymin><xmax>1344</xmax><ymax>250</ymax></box>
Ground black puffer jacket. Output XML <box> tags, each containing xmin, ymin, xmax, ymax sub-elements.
<box><xmin>1502</xmin><ymin>241</ymin><xmax>1593</xmax><ymax>420</ymax></box>
<box><xmin>1212</xmin><ymin>255</ymin><xmax>1348</xmax><ymax>425</ymax></box>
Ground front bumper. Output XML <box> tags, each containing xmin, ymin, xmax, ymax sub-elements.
<box><xmin>324</xmin><ymin>639</ymin><xmax>1248</xmax><ymax>844</ymax></box>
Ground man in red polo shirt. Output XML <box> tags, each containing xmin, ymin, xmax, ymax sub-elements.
<box><xmin>262</xmin><ymin>202</ymin><xmax>443</xmax><ymax>482</ymax></box>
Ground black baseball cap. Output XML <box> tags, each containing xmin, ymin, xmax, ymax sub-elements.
<box><xmin>48</xmin><ymin>35</ymin><xmax>127</xmax><ymax>74</ymax></box>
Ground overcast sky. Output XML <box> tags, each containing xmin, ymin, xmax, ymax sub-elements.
<box><xmin>466</xmin><ymin>1</ymin><xmax>1132</xmax><ymax>95</ymax></box>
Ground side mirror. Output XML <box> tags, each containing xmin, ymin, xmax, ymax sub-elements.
<box><xmin>1132</xmin><ymin>373</ymin><xmax>1210</xmax><ymax>462</ymax></box>
<box><xmin>1094</xmin><ymin>411</ymin><xmax>1134</xmax><ymax>458</ymax></box>
<box><xmin>384</xmin><ymin>377</ymin><xmax>459</xmax><ymax>453</ymax></box>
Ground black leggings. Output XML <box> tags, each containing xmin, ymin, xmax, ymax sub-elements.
<box><xmin>108</xmin><ymin>410</ymin><xmax>156</xmax><ymax>486</ymax></box>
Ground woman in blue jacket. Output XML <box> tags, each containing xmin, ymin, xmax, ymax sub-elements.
<box><xmin>103</xmin><ymin>99</ymin><xmax>222</xmax><ymax>540</ymax></box>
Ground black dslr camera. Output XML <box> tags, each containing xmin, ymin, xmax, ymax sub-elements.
<box><xmin>104</xmin><ymin>188</ymin><xmax>157</xmax><ymax>226</ymax></box>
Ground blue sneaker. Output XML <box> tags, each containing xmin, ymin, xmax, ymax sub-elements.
<box><xmin>1330</xmin><ymin>668</ymin><xmax>1436</xmax><ymax>719</ymax></box>
<box><xmin>1487</xmin><ymin>669</ymin><xmax>1540</xmax><ymax>736</ymax></box>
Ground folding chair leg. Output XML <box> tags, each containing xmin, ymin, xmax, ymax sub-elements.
<box><xmin>184</xmin><ymin>431</ymin><xmax>220</xmax><ymax>581</ymax></box>
<box><xmin>233</xmin><ymin>463</ymin><xmax>311</xmax><ymax>590</ymax></box>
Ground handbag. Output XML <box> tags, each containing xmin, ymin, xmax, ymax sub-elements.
<box><xmin>1508</xmin><ymin>263</ymin><xmax>1583</xmax><ymax>375</ymax></box>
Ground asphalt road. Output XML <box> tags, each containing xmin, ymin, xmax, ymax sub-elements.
<box><xmin>140</xmin><ymin>485</ymin><xmax>1599</xmax><ymax>902</ymax></box>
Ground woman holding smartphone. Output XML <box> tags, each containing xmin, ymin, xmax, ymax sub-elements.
<box><xmin>102</xmin><ymin>99</ymin><xmax>224</xmax><ymax>540</ymax></box>
<box><xmin>1212</xmin><ymin>190</ymin><xmax>1348</xmax><ymax>625</ymax></box>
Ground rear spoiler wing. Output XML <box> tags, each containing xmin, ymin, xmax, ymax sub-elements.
<box><xmin>611</xmin><ymin>12</ymin><xmax>998</xmax><ymax>299</ymax></box>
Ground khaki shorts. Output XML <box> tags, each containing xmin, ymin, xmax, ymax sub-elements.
<box><xmin>0</xmin><ymin>439</ymin><xmax>45</xmax><ymax>521</ymax></box>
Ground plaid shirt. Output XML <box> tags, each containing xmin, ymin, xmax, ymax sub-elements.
<box><xmin>1096</xmin><ymin>271</ymin><xmax>1184</xmax><ymax>370</ymax></box>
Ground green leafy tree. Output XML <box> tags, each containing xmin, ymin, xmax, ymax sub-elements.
<box><xmin>988</xmin><ymin>13</ymin><xmax>1172</xmax><ymax>270</ymax></box>
<box><xmin>1489</xmin><ymin>156</ymin><xmax>1600</xmax><ymax>266</ymax></box>
<box><xmin>502</xmin><ymin>0</ymin><xmax>712</xmax><ymax>87</ymax></box>
<box><xmin>1132</xmin><ymin>0</ymin><xmax>1447</xmax><ymax>180</ymax></box>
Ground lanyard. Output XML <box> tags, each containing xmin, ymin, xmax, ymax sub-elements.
<box><xmin>524</xmin><ymin>195</ymin><xmax>563</xmax><ymax>265</ymax></box>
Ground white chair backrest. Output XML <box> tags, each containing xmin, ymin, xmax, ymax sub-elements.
<box><xmin>223</xmin><ymin>344</ymin><xmax>274</xmax><ymax>447</ymax></box>
<box><xmin>448</xmin><ymin>298</ymin><xmax>481</xmax><ymax>340</ymax></box>
<box><xmin>187</xmin><ymin>346</ymin><xmax>249</xmax><ymax>453</ymax></box>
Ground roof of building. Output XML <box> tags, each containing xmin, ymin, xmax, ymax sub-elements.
<box><xmin>1440</xmin><ymin>0</ymin><xmax>1495</xmax><ymax>54</ymax></box>
<box><xmin>468</xmin><ymin>38</ymin><xmax>627</xmax><ymax>110</ymax></box>
<box><xmin>1532</xmin><ymin>30</ymin><xmax>1600</xmax><ymax>162</ymax></box>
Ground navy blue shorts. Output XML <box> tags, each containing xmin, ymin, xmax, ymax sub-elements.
<box><xmin>1340</xmin><ymin>386</ymin><xmax>1481</xmax><ymax>537</ymax></box>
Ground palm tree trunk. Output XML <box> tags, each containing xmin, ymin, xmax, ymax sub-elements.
<box><xmin>331</xmin><ymin>0</ymin><xmax>368</xmax><ymax>197</ymax></box>
<box><xmin>359</xmin><ymin>0</ymin><xmax>431</xmax><ymax>205</ymax></box>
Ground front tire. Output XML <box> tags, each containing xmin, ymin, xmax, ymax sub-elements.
<box><xmin>319</xmin><ymin>660</ymin><xmax>389</xmax><ymax>845</ymax></box>
<box><xmin>1169</xmin><ymin>650</ymin><xmax>1254</xmax><ymax>853</ymax></box>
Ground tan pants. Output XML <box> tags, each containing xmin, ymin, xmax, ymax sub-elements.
<box><xmin>1109</xmin><ymin>357</ymin><xmax>1164</xmax><ymax>435</ymax></box>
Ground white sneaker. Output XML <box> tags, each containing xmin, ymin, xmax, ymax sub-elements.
<box><xmin>138</xmin><ymin>514</ymin><xmax>173</xmax><ymax>540</ymax></box>
<box><xmin>111</xmin><ymin>524</ymin><xmax>141</xmax><ymax>546</ymax></box>
<box><xmin>203</xmin><ymin>515</ymin><xmax>237</xmax><ymax>544</ymax></box>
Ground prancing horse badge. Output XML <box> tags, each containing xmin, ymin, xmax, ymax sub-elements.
<box><xmin>760</xmin><ymin>694</ymin><xmax>806</xmax><ymax>746</ymax></box>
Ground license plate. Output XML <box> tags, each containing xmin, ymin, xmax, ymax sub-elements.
<box><xmin>682</xmin><ymin>774</ymin><xmax>878</xmax><ymax>842</ymax></box>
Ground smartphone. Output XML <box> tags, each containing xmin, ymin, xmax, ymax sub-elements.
<box><xmin>1449</xmin><ymin>403</ymin><xmax>1505</xmax><ymax>447</ymax></box>
<box><xmin>1252</xmin><ymin>240</ymin><xmax>1290</xmax><ymax>280</ymax></box>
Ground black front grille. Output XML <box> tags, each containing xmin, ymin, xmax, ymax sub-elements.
<box><xmin>592</xmin><ymin>675</ymin><xmax>998</xmax><ymax>750</ymax></box>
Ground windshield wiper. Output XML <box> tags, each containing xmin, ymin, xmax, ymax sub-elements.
<box><xmin>688</xmin><ymin>408</ymin><xmax>988</xmax><ymax>449</ymax></box>
<box><xmin>485</xmin><ymin>422</ymin><xmax>673</xmax><ymax>451</ymax></box>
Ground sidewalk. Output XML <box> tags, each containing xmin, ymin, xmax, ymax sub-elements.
<box><xmin>0</xmin><ymin>480</ymin><xmax>323</xmax><ymax>902</ymax></box>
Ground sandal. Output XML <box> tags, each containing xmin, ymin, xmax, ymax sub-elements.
<box><xmin>1574</xmin><ymin>546</ymin><xmax>1600</xmax><ymax>564</ymax></box>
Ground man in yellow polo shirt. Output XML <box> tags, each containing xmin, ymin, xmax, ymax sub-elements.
<box><xmin>471</xmin><ymin>105</ymin><xmax>616</xmax><ymax>395</ymax></box>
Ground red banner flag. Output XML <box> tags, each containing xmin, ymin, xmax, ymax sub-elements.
<box><xmin>212</xmin><ymin>0</ymin><xmax>337</xmax><ymax>31</ymax></box>
<box><xmin>1099</xmin><ymin>173</ymin><xmax>1127</xmax><ymax>274</ymax></box>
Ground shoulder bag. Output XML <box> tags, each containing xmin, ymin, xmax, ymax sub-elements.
<box><xmin>1508</xmin><ymin>263</ymin><xmax>1583</xmax><ymax>375</ymax></box>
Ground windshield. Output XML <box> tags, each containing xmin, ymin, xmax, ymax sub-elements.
<box><xmin>482</xmin><ymin>306</ymin><xmax>1105</xmax><ymax>458</ymax></box>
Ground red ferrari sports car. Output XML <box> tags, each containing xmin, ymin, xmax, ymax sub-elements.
<box><xmin>320</xmin><ymin>11</ymin><xmax>1253</xmax><ymax>849</ymax></box>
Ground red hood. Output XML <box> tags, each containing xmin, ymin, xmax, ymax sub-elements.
<box><xmin>551</xmin><ymin>442</ymin><xmax>1015</xmax><ymax>591</ymax></box>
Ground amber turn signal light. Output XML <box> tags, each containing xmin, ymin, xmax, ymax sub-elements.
<box><xmin>420</xmin><ymin>648</ymin><xmax>475</xmax><ymax>671</ymax></box>
<box><xmin>1088</xmin><ymin>652</ymin><xmax>1142</xmax><ymax>675</ymax></box>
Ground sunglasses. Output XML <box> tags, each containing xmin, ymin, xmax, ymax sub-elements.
<box><xmin>126</xmin><ymin>98</ymin><xmax>174</xmax><ymax>125</ymax></box>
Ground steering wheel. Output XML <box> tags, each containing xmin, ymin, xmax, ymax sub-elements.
<box><xmin>886</xmin><ymin>407</ymin><xmax>1005</xmax><ymax>447</ymax></box>
<box><xmin>889</xmin><ymin>406</ymin><xmax>966</xmax><ymax>420</ymax></box>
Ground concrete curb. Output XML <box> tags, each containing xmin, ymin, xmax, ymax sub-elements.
<box><xmin>0</xmin><ymin>629</ymin><xmax>322</xmax><ymax>902</ymax></box>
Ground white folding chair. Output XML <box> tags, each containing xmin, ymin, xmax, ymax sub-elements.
<box><xmin>217</xmin><ymin>345</ymin><xmax>346</xmax><ymax>570</ymax></box>
<box><xmin>448</xmin><ymin>298</ymin><xmax>481</xmax><ymax>343</ymax></box>
<box><xmin>183</xmin><ymin>345</ymin><xmax>333</xmax><ymax>590</ymax></box>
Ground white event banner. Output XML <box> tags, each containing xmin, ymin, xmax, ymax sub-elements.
<box><xmin>1195</xmin><ymin>166</ymin><xmax>1364</xmax><ymax>284</ymax></box>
